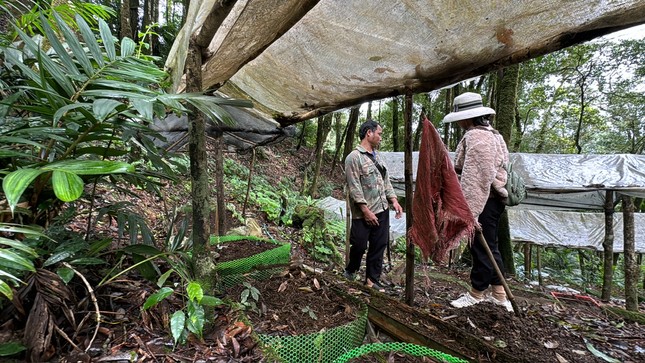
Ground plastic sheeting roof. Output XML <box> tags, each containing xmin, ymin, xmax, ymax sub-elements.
<box><xmin>166</xmin><ymin>0</ymin><xmax>645</xmax><ymax>124</ymax></box>
<box><xmin>380</xmin><ymin>152</ymin><xmax>645</xmax><ymax>210</ymax></box>
<box><xmin>318</xmin><ymin>197</ymin><xmax>645</xmax><ymax>253</ymax></box>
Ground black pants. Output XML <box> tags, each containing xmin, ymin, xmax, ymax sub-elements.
<box><xmin>346</xmin><ymin>211</ymin><xmax>389</xmax><ymax>283</ymax></box>
<box><xmin>470</xmin><ymin>197</ymin><xmax>506</xmax><ymax>291</ymax></box>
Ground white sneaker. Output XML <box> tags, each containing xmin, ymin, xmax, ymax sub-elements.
<box><xmin>450</xmin><ymin>293</ymin><xmax>483</xmax><ymax>308</ymax></box>
<box><xmin>487</xmin><ymin>295</ymin><xmax>514</xmax><ymax>312</ymax></box>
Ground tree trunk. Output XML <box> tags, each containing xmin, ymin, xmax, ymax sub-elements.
<box><xmin>296</xmin><ymin>120</ymin><xmax>307</xmax><ymax>150</ymax></box>
<box><xmin>601</xmin><ymin>191</ymin><xmax>615</xmax><ymax>302</ymax></box>
<box><xmin>392</xmin><ymin>96</ymin><xmax>400</xmax><ymax>151</ymax></box>
<box><xmin>334</xmin><ymin>112</ymin><xmax>343</xmax><ymax>153</ymax></box>
<box><xmin>214</xmin><ymin>130</ymin><xmax>226</xmax><ymax>235</ymax></box>
<box><xmin>120</xmin><ymin>0</ymin><xmax>132</xmax><ymax>40</ymax></box>
<box><xmin>622</xmin><ymin>196</ymin><xmax>638</xmax><ymax>311</ymax></box>
<box><xmin>331</xmin><ymin>113</ymin><xmax>348</xmax><ymax>173</ymax></box>
<box><xmin>342</xmin><ymin>106</ymin><xmax>359</xmax><ymax>161</ymax></box>
<box><xmin>129</xmin><ymin>0</ymin><xmax>139</xmax><ymax>40</ymax></box>
<box><xmin>366</xmin><ymin>101</ymin><xmax>372</xmax><ymax>120</ymax></box>
<box><xmin>186</xmin><ymin>39</ymin><xmax>210</xmax><ymax>255</ymax></box>
<box><xmin>495</xmin><ymin>64</ymin><xmax>519</xmax><ymax>273</ymax></box>
<box><xmin>309</xmin><ymin>114</ymin><xmax>333</xmax><ymax>197</ymax></box>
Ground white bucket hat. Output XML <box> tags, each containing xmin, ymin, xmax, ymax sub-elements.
<box><xmin>442</xmin><ymin>92</ymin><xmax>496</xmax><ymax>123</ymax></box>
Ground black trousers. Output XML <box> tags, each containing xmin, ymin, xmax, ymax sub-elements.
<box><xmin>346</xmin><ymin>211</ymin><xmax>389</xmax><ymax>283</ymax></box>
<box><xmin>470</xmin><ymin>197</ymin><xmax>506</xmax><ymax>291</ymax></box>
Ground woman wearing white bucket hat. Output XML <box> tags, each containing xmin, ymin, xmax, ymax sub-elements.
<box><xmin>443</xmin><ymin>92</ymin><xmax>513</xmax><ymax>312</ymax></box>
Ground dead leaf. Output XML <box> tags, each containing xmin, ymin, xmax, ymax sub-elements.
<box><xmin>298</xmin><ymin>286</ymin><xmax>314</xmax><ymax>293</ymax></box>
<box><xmin>277</xmin><ymin>281</ymin><xmax>288</xmax><ymax>293</ymax></box>
<box><xmin>313</xmin><ymin>278</ymin><xmax>320</xmax><ymax>290</ymax></box>
<box><xmin>555</xmin><ymin>353</ymin><xmax>569</xmax><ymax>363</ymax></box>
<box><xmin>467</xmin><ymin>317</ymin><xmax>478</xmax><ymax>329</ymax></box>
<box><xmin>544</xmin><ymin>341</ymin><xmax>560</xmax><ymax>349</ymax></box>
<box><xmin>300</xmin><ymin>270</ymin><xmax>306</xmax><ymax>278</ymax></box>
<box><xmin>231</xmin><ymin>337</ymin><xmax>240</xmax><ymax>357</ymax></box>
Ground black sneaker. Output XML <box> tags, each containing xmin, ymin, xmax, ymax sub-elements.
<box><xmin>343</xmin><ymin>270</ymin><xmax>356</xmax><ymax>281</ymax></box>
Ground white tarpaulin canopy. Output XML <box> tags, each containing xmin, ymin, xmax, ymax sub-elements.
<box><xmin>318</xmin><ymin>197</ymin><xmax>645</xmax><ymax>253</ymax></box>
<box><xmin>379</xmin><ymin>152</ymin><xmax>645</xmax><ymax>210</ymax></box>
<box><xmin>318</xmin><ymin>151</ymin><xmax>645</xmax><ymax>253</ymax></box>
<box><xmin>166</xmin><ymin>0</ymin><xmax>645</xmax><ymax>124</ymax></box>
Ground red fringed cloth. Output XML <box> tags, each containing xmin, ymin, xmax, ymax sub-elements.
<box><xmin>408</xmin><ymin>117</ymin><xmax>477</xmax><ymax>264</ymax></box>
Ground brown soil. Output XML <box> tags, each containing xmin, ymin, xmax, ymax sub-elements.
<box><xmin>227</xmin><ymin>267</ymin><xmax>361</xmax><ymax>336</ymax></box>
<box><xmin>377</xmin><ymin>266</ymin><xmax>645</xmax><ymax>363</ymax></box>
<box><xmin>348</xmin><ymin>353</ymin><xmax>437</xmax><ymax>362</ymax></box>
<box><xmin>215</xmin><ymin>239</ymin><xmax>277</xmax><ymax>263</ymax></box>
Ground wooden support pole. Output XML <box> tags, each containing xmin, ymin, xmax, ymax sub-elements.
<box><xmin>537</xmin><ymin>245</ymin><xmax>542</xmax><ymax>286</ymax></box>
<box><xmin>242</xmin><ymin>148</ymin><xmax>256</xmax><ymax>217</ymax></box>
<box><xmin>404</xmin><ymin>91</ymin><xmax>414</xmax><ymax>305</ymax></box>
<box><xmin>601</xmin><ymin>190</ymin><xmax>615</xmax><ymax>301</ymax></box>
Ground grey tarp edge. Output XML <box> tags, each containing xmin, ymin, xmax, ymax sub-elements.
<box><xmin>379</xmin><ymin>152</ymin><xmax>645</xmax><ymax>210</ymax></box>
<box><xmin>317</xmin><ymin>196</ymin><xmax>645</xmax><ymax>253</ymax></box>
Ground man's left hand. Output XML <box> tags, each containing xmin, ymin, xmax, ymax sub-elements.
<box><xmin>391</xmin><ymin>200</ymin><xmax>403</xmax><ymax>219</ymax></box>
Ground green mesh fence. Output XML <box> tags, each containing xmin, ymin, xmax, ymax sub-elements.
<box><xmin>256</xmin><ymin>297</ymin><xmax>368</xmax><ymax>363</ymax></box>
<box><xmin>332</xmin><ymin>342</ymin><xmax>470</xmax><ymax>363</ymax></box>
<box><xmin>210</xmin><ymin>235</ymin><xmax>291</xmax><ymax>288</ymax></box>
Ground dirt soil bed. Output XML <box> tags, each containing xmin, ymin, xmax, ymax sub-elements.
<box><xmin>347</xmin><ymin>352</ymin><xmax>436</xmax><ymax>362</ymax></box>
<box><xmin>227</xmin><ymin>268</ymin><xmax>362</xmax><ymax>336</ymax></box>
<box><xmin>373</xmin><ymin>266</ymin><xmax>645</xmax><ymax>363</ymax></box>
<box><xmin>215</xmin><ymin>238</ymin><xmax>278</xmax><ymax>263</ymax></box>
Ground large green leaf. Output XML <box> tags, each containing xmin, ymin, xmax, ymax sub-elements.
<box><xmin>98</xmin><ymin>18</ymin><xmax>116</xmax><ymax>61</ymax></box>
<box><xmin>0</xmin><ymin>238</ymin><xmax>38</xmax><ymax>257</ymax></box>
<box><xmin>170</xmin><ymin>310</ymin><xmax>186</xmax><ymax>344</ymax></box>
<box><xmin>0</xmin><ymin>341</ymin><xmax>26</xmax><ymax>357</ymax></box>
<box><xmin>0</xmin><ymin>249</ymin><xmax>36</xmax><ymax>272</ymax></box>
<box><xmin>120</xmin><ymin>37</ymin><xmax>136</xmax><ymax>58</ymax></box>
<box><xmin>143</xmin><ymin>287</ymin><xmax>174</xmax><ymax>310</ymax></box>
<box><xmin>0</xmin><ymin>280</ymin><xmax>14</xmax><ymax>301</ymax></box>
<box><xmin>40</xmin><ymin>14</ymin><xmax>80</xmax><ymax>77</ymax></box>
<box><xmin>51</xmin><ymin>170</ymin><xmax>84</xmax><ymax>202</ymax></box>
<box><xmin>44</xmin><ymin>160</ymin><xmax>134</xmax><ymax>175</ymax></box>
<box><xmin>187</xmin><ymin>282</ymin><xmax>204</xmax><ymax>303</ymax></box>
<box><xmin>2</xmin><ymin>168</ymin><xmax>46</xmax><ymax>213</ymax></box>
<box><xmin>53</xmin><ymin>12</ymin><xmax>93</xmax><ymax>75</ymax></box>
<box><xmin>75</xmin><ymin>14</ymin><xmax>104</xmax><ymax>68</ymax></box>
<box><xmin>92</xmin><ymin>99</ymin><xmax>123</xmax><ymax>121</ymax></box>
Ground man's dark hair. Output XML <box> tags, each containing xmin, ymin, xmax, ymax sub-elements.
<box><xmin>359</xmin><ymin>120</ymin><xmax>380</xmax><ymax>140</ymax></box>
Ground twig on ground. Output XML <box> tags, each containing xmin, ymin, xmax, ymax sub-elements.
<box><xmin>63</xmin><ymin>262</ymin><xmax>101</xmax><ymax>352</ymax></box>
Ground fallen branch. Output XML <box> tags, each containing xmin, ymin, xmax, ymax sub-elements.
<box><xmin>62</xmin><ymin>262</ymin><xmax>100</xmax><ymax>353</ymax></box>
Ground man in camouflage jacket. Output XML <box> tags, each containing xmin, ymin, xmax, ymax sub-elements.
<box><xmin>344</xmin><ymin>120</ymin><xmax>403</xmax><ymax>291</ymax></box>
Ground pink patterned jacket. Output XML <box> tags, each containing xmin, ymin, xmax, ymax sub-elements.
<box><xmin>454</xmin><ymin>126</ymin><xmax>509</xmax><ymax>218</ymax></box>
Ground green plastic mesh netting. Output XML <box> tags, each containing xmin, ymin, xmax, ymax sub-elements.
<box><xmin>332</xmin><ymin>342</ymin><xmax>470</xmax><ymax>363</ymax></box>
<box><xmin>256</xmin><ymin>296</ymin><xmax>368</xmax><ymax>363</ymax></box>
<box><xmin>210</xmin><ymin>235</ymin><xmax>290</xmax><ymax>288</ymax></box>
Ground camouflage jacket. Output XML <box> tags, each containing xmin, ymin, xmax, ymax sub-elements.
<box><xmin>345</xmin><ymin>145</ymin><xmax>397</xmax><ymax>219</ymax></box>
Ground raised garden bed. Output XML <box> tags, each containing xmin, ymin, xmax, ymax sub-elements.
<box><xmin>227</xmin><ymin>268</ymin><xmax>367</xmax><ymax>363</ymax></box>
<box><xmin>211</xmin><ymin>235</ymin><xmax>291</xmax><ymax>288</ymax></box>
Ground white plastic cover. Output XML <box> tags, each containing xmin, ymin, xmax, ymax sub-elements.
<box><xmin>167</xmin><ymin>0</ymin><xmax>645</xmax><ymax>122</ymax></box>
<box><xmin>318</xmin><ymin>197</ymin><xmax>645</xmax><ymax>253</ymax></box>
